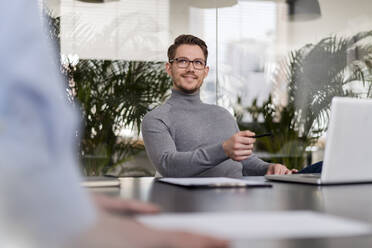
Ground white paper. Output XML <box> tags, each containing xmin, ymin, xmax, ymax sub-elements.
<box><xmin>138</xmin><ymin>211</ymin><xmax>372</xmax><ymax>240</ymax></box>
<box><xmin>158</xmin><ymin>177</ymin><xmax>271</xmax><ymax>187</ymax></box>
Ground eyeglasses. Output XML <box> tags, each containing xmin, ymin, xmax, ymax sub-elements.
<box><xmin>169</xmin><ymin>57</ymin><xmax>206</xmax><ymax>70</ymax></box>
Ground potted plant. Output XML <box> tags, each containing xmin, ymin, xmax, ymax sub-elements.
<box><xmin>236</xmin><ymin>31</ymin><xmax>372</xmax><ymax>169</ymax></box>
<box><xmin>65</xmin><ymin>59</ymin><xmax>172</xmax><ymax>175</ymax></box>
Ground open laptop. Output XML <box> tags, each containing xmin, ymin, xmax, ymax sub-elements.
<box><xmin>265</xmin><ymin>97</ymin><xmax>372</xmax><ymax>185</ymax></box>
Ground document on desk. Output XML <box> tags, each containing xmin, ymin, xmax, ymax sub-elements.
<box><xmin>138</xmin><ymin>211</ymin><xmax>372</xmax><ymax>240</ymax></box>
<box><xmin>157</xmin><ymin>177</ymin><xmax>272</xmax><ymax>188</ymax></box>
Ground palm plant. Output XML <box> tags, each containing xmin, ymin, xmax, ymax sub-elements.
<box><xmin>287</xmin><ymin>30</ymin><xmax>372</xmax><ymax>138</ymax></box>
<box><xmin>44</xmin><ymin>9</ymin><xmax>173</xmax><ymax>176</ymax></box>
<box><xmin>66</xmin><ymin>60</ymin><xmax>172</xmax><ymax>175</ymax></box>
<box><xmin>236</xmin><ymin>31</ymin><xmax>372</xmax><ymax>169</ymax></box>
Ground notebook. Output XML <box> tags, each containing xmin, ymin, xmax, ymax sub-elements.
<box><xmin>81</xmin><ymin>176</ymin><xmax>120</xmax><ymax>187</ymax></box>
<box><xmin>157</xmin><ymin>177</ymin><xmax>271</xmax><ymax>188</ymax></box>
<box><xmin>265</xmin><ymin>97</ymin><xmax>372</xmax><ymax>185</ymax></box>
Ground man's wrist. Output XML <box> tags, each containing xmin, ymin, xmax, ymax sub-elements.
<box><xmin>222</xmin><ymin>141</ymin><xmax>228</xmax><ymax>157</ymax></box>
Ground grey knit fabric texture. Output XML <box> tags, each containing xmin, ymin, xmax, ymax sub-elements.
<box><xmin>142</xmin><ymin>89</ymin><xmax>269</xmax><ymax>178</ymax></box>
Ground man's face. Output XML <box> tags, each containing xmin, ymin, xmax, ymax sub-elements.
<box><xmin>166</xmin><ymin>44</ymin><xmax>209</xmax><ymax>94</ymax></box>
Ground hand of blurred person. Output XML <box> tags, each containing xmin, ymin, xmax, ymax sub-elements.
<box><xmin>222</xmin><ymin>130</ymin><xmax>256</xmax><ymax>161</ymax></box>
<box><xmin>266</xmin><ymin>163</ymin><xmax>297</xmax><ymax>175</ymax></box>
<box><xmin>71</xmin><ymin>210</ymin><xmax>230</xmax><ymax>248</ymax></box>
<box><xmin>92</xmin><ymin>193</ymin><xmax>160</xmax><ymax>215</ymax></box>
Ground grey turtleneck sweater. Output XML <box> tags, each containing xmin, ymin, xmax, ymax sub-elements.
<box><xmin>142</xmin><ymin>89</ymin><xmax>269</xmax><ymax>178</ymax></box>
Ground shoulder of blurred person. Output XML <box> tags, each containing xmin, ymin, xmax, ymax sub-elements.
<box><xmin>0</xmin><ymin>1</ymin><xmax>95</xmax><ymax>247</ymax></box>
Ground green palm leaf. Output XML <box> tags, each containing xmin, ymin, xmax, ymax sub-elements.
<box><xmin>237</xmin><ymin>30</ymin><xmax>372</xmax><ymax>170</ymax></box>
<box><xmin>67</xmin><ymin>59</ymin><xmax>172</xmax><ymax>175</ymax></box>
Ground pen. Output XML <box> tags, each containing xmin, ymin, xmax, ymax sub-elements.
<box><xmin>252</xmin><ymin>133</ymin><xmax>272</xmax><ymax>138</ymax></box>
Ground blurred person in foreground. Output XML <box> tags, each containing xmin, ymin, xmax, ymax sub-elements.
<box><xmin>0</xmin><ymin>1</ymin><xmax>228</xmax><ymax>248</ymax></box>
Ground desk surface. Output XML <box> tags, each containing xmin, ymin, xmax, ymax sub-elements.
<box><xmin>95</xmin><ymin>177</ymin><xmax>372</xmax><ymax>248</ymax></box>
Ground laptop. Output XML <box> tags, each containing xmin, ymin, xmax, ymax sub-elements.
<box><xmin>265</xmin><ymin>97</ymin><xmax>372</xmax><ymax>185</ymax></box>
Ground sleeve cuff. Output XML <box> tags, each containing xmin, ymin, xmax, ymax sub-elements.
<box><xmin>204</xmin><ymin>143</ymin><xmax>228</xmax><ymax>165</ymax></box>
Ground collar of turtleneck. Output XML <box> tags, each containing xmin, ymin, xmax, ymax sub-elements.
<box><xmin>167</xmin><ymin>88</ymin><xmax>202</xmax><ymax>105</ymax></box>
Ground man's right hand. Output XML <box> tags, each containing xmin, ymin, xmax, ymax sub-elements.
<box><xmin>92</xmin><ymin>193</ymin><xmax>160</xmax><ymax>215</ymax></box>
<box><xmin>222</xmin><ymin>130</ymin><xmax>256</xmax><ymax>161</ymax></box>
<box><xmin>72</xmin><ymin>211</ymin><xmax>229</xmax><ymax>248</ymax></box>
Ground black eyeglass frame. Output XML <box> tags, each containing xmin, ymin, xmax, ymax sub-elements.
<box><xmin>169</xmin><ymin>57</ymin><xmax>207</xmax><ymax>70</ymax></box>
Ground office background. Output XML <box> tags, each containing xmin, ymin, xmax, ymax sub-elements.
<box><xmin>41</xmin><ymin>0</ymin><xmax>372</xmax><ymax>176</ymax></box>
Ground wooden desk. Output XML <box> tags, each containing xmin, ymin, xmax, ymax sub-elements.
<box><xmin>100</xmin><ymin>177</ymin><xmax>372</xmax><ymax>248</ymax></box>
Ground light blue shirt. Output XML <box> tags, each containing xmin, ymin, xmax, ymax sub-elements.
<box><xmin>0</xmin><ymin>0</ymin><xmax>95</xmax><ymax>247</ymax></box>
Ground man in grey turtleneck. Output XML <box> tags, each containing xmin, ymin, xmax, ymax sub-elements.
<box><xmin>142</xmin><ymin>34</ymin><xmax>294</xmax><ymax>178</ymax></box>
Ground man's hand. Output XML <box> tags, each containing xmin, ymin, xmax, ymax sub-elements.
<box><xmin>93</xmin><ymin>193</ymin><xmax>160</xmax><ymax>215</ymax></box>
<box><xmin>71</xmin><ymin>208</ymin><xmax>230</xmax><ymax>248</ymax></box>
<box><xmin>222</xmin><ymin>130</ymin><xmax>256</xmax><ymax>161</ymax></box>
<box><xmin>265</xmin><ymin>164</ymin><xmax>298</xmax><ymax>175</ymax></box>
<box><xmin>156</xmin><ymin>229</ymin><xmax>230</xmax><ymax>248</ymax></box>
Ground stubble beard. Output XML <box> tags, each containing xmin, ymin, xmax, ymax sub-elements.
<box><xmin>176</xmin><ymin>84</ymin><xmax>200</xmax><ymax>94</ymax></box>
<box><xmin>174</xmin><ymin>74</ymin><xmax>202</xmax><ymax>94</ymax></box>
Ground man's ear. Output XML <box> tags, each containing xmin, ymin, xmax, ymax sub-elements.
<box><xmin>165</xmin><ymin>62</ymin><xmax>172</xmax><ymax>77</ymax></box>
<box><xmin>204</xmin><ymin>66</ymin><xmax>210</xmax><ymax>77</ymax></box>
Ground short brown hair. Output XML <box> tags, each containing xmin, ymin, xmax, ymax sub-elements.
<box><xmin>167</xmin><ymin>34</ymin><xmax>208</xmax><ymax>63</ymax></box>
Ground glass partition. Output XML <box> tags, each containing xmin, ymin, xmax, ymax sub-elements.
<box><xmin>44</xmin><ymin>0</ymin><xmax>372</xmax><ymax>175</ymax></box>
